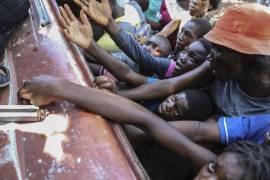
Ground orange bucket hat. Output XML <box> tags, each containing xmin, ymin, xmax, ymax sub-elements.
<box><xmin>204</xmin><ymin>4</ymin><xmax>270</xmax><ymax>55</ymax></box>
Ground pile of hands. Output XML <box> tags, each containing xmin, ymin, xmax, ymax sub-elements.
<box><xmin>18</xmin><ymin>0</ymin><xmax>118</xmax><ymax>106</ymax></box>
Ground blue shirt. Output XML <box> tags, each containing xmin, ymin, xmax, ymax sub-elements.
<box><xmin>113</xmin><ymin>29</ymin><xmax>174</xmax><ymax>78</ymax></box>
<box><xmin>218</xmin><ymin>114</ymin><xmax>270</xmax><ymax>145</ymax></box>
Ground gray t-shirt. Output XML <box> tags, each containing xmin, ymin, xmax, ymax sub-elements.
<box><xmin>210</xmin><ymin>80</ymin><xmax>270</xmax><ymax>116</ymax></box>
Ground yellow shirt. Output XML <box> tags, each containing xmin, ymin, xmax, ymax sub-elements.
<box><xmin>97</xmin><ymin>3</ymin><xmax>141</xmax><ymax>52</ymax></box>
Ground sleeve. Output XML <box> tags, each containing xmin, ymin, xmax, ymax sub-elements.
<box><xmin>218</xmin><ymin>115</ymin><xmax>270</xmax><ymax>145</ymax></box>
<box><xmin>218</xmin><ymin>116</ymin><xmax>245</xmax><ymax>145</ymax></box>
<box><xmin>113</xmin><ymin>29</ymin><xmax>173</xmax><ymax>78</ymax></box>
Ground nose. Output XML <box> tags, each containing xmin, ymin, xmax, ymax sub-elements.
<box><xmin>191</xmin><ymin>0</ymin><xmax>199</xmax><ymax>6</ymax></box>
<box><xmin>165</xmin><ymin>99</ymin><xmax>174</xmax><ymax>112</ymax></box>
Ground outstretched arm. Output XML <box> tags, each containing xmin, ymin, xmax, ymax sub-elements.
<box><xmin>59</xmin><ymin>4</ymin><xmax>147</xmax><ymax>86</ymax></box>
<box><xmin>157</xmin><ymin>19</ymin><xmax>181</xmax><ymax>38</ymax></box>
<box><xmin>74</xmin><ymin>0</ymin><xmax>173</xmax><ymax>78</ymax></box>
<box><xmin>118</xmin><ymin>61</ymin><xmax>214</xmax><ymax>100</ymax></box>
<box><xmin>19</xmin><ymin>75</ymin><xmax>216</xmax><ymax>170</ymax></box>
<box><xmin>86</xmin><ymin>41</ymin><xmax>148</xmax><ymax>86</ymax></box>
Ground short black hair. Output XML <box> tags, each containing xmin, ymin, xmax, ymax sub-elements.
<box><xmin>224</xmin><ymin>141</ymin><xmax>270</xmax><ymax>180</ymax></box>
<box><xmin>188</xmin><ymin>18</ymin><xmax>212</xmax><ymax>38</ymax></box>
<box><xmin>152</xmin><ymin>35</ymin><xmax>172</xmax><ymax>57</ymax></box>
<box><xmin>197</xmin><ymin>38</ymin><xmax>213</xmax><ymax>55</ymax></box>
<box><xmin>178</xmin><ymin>89</ymin><xmax>213</xmax><ymax>120</ymax></box>
<box><xmin>209</xmin><ymin>0</ymin><xmax>221</xmax><ymax>11</ymax></box>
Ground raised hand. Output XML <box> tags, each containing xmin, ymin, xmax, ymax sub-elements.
<box><xmin>59</xmin><ymin>4</ymin><xmax>93</xmax><ymax>49</ymax></box>
<box><xmin>18</xmin><ymin>75</ymin><xmax>62</xmax><ymax>106</ymax></box>
<box><xmin>74</xmin><ymin>0</ymin><xmax>112</xmax><ymax>26</ymax></box>
<box><xmin>93</xmin><ymin>76</ymin><xmax>118</xmax><ymax>93</ymax></box>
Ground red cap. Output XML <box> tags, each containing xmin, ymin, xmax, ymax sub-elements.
<box><xmin>204</xmin><ymin>4</ymin><xmax>270</xmax><ymax>55</ymax></box>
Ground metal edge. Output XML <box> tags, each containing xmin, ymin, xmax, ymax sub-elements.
<box><xmin>47</xmin><ymin>0</ymin><xmax>149</xmax><ymax>179</ymax></box>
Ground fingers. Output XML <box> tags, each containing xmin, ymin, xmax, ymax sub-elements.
<box><xmin>64</xmin><ymin>4</ymin><xmax>77</xmax><ymax>21</ymax></box>
<box><xmin>59</xmin><ymin>6</ymin><xmax>71</xmax><ymax>25</ymax></box>
<box><xmin>74</xmin><ymin>0</ymin><xmax>89</xmax><ymax>14</ymax></box>
<box><xmin>63</xmin><ymin>29</ymin><xmax>72</xmax><ymax>40</ymax></box>
<box><xmin>94</xmin><ymin>76</ymin><xmax>108</xmax><ymax>85</ymax></box>
<box><xmin>80</xmin><ymin>0</ymin><xmax>89</xmax><ymax>6</ymax></box>
<box><xmin>80</xmin><ymin>10</ymin><xmax>90</xmax><ymax>26</ymax></box>
<box><xmin>59</xmin><ymin>16</ymin><xmax>68</xmax><ymax>29</ymax></box>
<box><xmin>98</xmin><ymin>82</ymin><xmax>114</xmax><ymax>91</ymax></box>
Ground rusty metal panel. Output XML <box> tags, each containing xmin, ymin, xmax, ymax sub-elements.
<box><xmin>0</xmin><ymin>0</ymin><xmax>148</xmax><ymax>179</ymax></box>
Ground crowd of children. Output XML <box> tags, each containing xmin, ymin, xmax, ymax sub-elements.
<box><xmin>1</xmin><ymin>0</ymin><xmax>268</xmax><ymax>179</ymax></box>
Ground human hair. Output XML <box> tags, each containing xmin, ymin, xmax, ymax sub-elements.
<box><xmin>209</xmin><ymin>0</ymin><xmax>221</xmax><ymax>10</ymax></box>
<box><xmin>196</xmin><ymin>38</ymin><xmax>213</xmax><ymax>55</ymax></box>
<box><xmin>224</xmin><ymin>141</ymin><xmax>270</xmax><ymax>180</ymax></box>
<box><xmin>179</xmin><ymin>89</ymin><xmax>213</xmax><ymax>120</ymax></box>
<box><xmin>188</xmin><ymin>18</ymin><xmax>212</xmax><ymax>38</ymax></box>
<box><xmin>153</xmin><ymin>35</ymin><xmax>172</xmax><ymax>57</ymax></box>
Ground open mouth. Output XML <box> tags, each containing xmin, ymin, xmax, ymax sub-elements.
<box><xmin>158</xmin><ymin>103</ymin><xmax>167</xmax><ymax>116</ymax></box>
<box><xmin>189</xmin><ymin>5</ymin><xmax>197</xmax><ymax>14</ymax></box>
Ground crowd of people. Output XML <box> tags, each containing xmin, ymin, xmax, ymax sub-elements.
<box><xmin>1</xmin><ymin>0</ymin><xmax>270</xmax><ymax>179</ymax></box>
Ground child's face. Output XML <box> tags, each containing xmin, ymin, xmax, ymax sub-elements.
<box><xmin>157</xmin><ymin>93</ymin><xmax>188</xmax><ymax>121</ymax></box>
<box><xmin>189</xmin><ymin>0</ymin><xmax>210</xmax><ymax>17</ymax></box>
<box><xmin>173</xmin><ymin>41</ymin><xmax>208</xmax><ymax>76</ymax></box>
<box><xmin>194</xmin><ymin>152</ymin><xmax>243</xmax><ymax>180</ymax></box>
<box><xmin>143</xmin><ymin>35</ymin><xmax>165</xmax><ymax>57</ymax></box>
<box><xmin>175</xmin><ymin>22</ymin><xmax>198</xmax><ymax>50</ymax></box>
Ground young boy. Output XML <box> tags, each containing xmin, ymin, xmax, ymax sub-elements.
<box><xmin>18</xmin><ymin>75</ymin><xmax>270</xmax><ymax>180</ymax></box>
<box><xmin>157</xmin><ymin>89</ymin><xmax>213</xmax><ymax>121</ymax></box>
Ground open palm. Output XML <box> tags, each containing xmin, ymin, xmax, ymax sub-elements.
<box><xmin>59</xmin><ymin>5</ymin><xmax>93</xmax><ymax>49</ymax></box>
<box><xmin>74</xmin><ymin>0</ymin><xmax>112</xmax><ymax>26</ymax></box>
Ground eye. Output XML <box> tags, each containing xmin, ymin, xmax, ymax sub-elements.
<box><xmin>174</xmin><ymin>108</ymin><xmax>181</xmax><ymax>117</ymax></box>
<box><xmin>207</xmin><ymin>163</ymin><xmax>216</xmax><ymax>174</ymax></box>
<box><xmin>144</xmin><ymin>41</ymin><xmax>150</xmax><ymax>45</ymax></box>
<box><xmin>184</xmin><ymin>31</ymin><xmax>192</xmax><ymax>37</ymax></box>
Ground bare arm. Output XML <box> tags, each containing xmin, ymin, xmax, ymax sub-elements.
<box><xmin>19</xmin><ymin>76</ymin><xmax>216</xmax><ymax>170</ymax></box>
<box><xmin>86</xmin><ymin>41</ymin><xmax>148</xmax><ymax>86</ymax></box>
<box><xmin>157</xmin><ymin>19</ymin><xmax>181</xmax><ymax>37</ymax></box>
<box><xmin>118</xmin><ymin>61</ymin><xmax>214</xmax><ymax>101</ymax></box>
<box><xmin>124</xmin><ymin>120</ymin><xmax>220</xmax><ymax>143</ymax></box>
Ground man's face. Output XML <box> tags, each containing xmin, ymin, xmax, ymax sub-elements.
<box><xmin>194</xmin><ymin>152</ymin><xmax>243</xmax><ymax>180</ymax></box>
<box><xmin>176</xmin><ymin>22</ymin><xmax>198</xmax><ymax>50</ymax></box>
<box><xmin>189</xmin><ymin>0</ymin><xmax>210</xmax><ymax>17</ymax></box>
<box><xmin>173</xmin><ymin>41</ymin><xmax>208</xmax><ymax>76</ymax></box>
<box><xmin>207</xmin><ymin>45</ymin><xmax>242</xmax><ymax>82</ymax></box>
<box><xmin>157</xmin><ymin>93</ymin><xmax>189</xmax><ymax>121</ymax></box>
<box><xmin>143</xmin><ymin>36</ymin><xmax>164</xmax><ymax>57</ymax></box>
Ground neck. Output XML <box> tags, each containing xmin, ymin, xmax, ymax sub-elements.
<box><xmin>237</xmin><ymin>71</ymin><xmax>270</xmax><ymax>98</ymax></box>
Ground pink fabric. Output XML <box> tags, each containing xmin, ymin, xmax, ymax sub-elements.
<box><xmin>159</xmin><ymin>0</ymin><xmax>172</xmax><ymax>26</ymax></box>
<box><xmin>165</xmin><ymin>60</ymin><xmax>176</xmax><ymax>78</ymax></box>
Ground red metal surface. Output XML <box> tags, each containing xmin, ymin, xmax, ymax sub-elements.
<box><xmin>0</xmin><ymin>0</ymin><xmax>148</xmax><ymax>179</ymax></box>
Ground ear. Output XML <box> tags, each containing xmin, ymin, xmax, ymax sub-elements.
<box><xmin>154</xmin><ymin>47</ymin><xmax>163</xmax><ymax>56</ymax></box>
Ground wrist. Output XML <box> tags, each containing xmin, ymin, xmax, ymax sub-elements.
<box><xmin>105</xmin><ymin>17</ymin><xmax>120</xmax><ymax>35</ymax></box>
<box><xmin>51</xmin><ymin>79</ymin><xmax>67</xmax><ymax>98</ymax></box>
